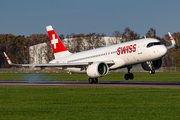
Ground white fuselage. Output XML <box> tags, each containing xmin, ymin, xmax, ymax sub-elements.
<box><xmin>49</xmin><ymin>38</ymin><xmax>167</xmax><ymax>73</ymax></box>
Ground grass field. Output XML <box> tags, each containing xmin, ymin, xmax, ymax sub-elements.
<box><xmin>0</xmin><ymin>72</ymin><xmax>180</xmax><ymax>119</ymax></box>
<box><xmin>0</xmin><ymin>87</ymin><xmax>180</xmax><ymax>120</ymax></box>
<box><xmin>0</xmin><ymin>72</ymin><xmax>179</xmax><ymax>81</ymax></box>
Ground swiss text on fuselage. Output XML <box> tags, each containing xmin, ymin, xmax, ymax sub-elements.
<box><xmin>117</xmin><ymin>44</ymin><xmax>136</xmax><ymax>55</ymax></box>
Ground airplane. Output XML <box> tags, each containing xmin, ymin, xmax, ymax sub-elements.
<box><xmin>4</xmin><ymin>25</ymin><xmax>176</xmax><ymax>84</ymax></box>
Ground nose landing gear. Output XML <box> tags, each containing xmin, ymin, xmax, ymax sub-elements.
<box><xmin>147</xmin><ymin>61</ymin><xmax>155</xmax><ymax>74</ymax></box>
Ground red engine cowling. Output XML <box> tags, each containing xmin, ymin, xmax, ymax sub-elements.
<box><xmin>141</xmin><ymin>59</ymin><xmax>163</xmax><ymax>71</ymax></box>
<box><xmin>86</xmin><ymin>62</ymin><xmax>109</xmax><ymax>78</ymax></box>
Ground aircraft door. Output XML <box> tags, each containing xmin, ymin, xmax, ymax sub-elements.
<box><xmin>137</xmin><ymin>42</ymin><xmax>143</xmax><ymax>54</ymax></box>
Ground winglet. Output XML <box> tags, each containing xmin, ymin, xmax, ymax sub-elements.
<box><xmin>167</xmin><ymin>32</ymin><xmax>176</xmax><ymax>49</ymax></box>
<box><xmin>3</xmin><ymin>52</ymin><xmax>12</xmax><ymax>65</ymax></box>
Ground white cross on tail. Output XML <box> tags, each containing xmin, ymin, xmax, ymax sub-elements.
<box><xmin>51</xmin><ymin>34</ymin><xmax>58</xmax><ymax>49</ymax></box>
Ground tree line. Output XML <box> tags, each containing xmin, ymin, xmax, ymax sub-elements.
<box><xmin>0</xmin><ymin>27</ymin><xmax>180</xmax><ymax>68</ymax></box>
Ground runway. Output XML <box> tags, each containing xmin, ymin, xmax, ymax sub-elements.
<box><xmin>0</xmin><ymin>80</ymin><xmax>180</xmax><ymax>88</ymax></box>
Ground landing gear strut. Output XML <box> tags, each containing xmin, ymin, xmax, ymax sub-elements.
<box><xmin>124</xmin><ymin>66</ymin><xmax>134</xmax><ymax>80</ymax></box>
<box><xmin>147</xmin><ymin>61</ymin><xmax>155</xmax><ymax>74</ymax></box>
<box><xmin>88</xmin><ymin>78</ymin><xmax>98</xmax><ymax>84</ymax></box>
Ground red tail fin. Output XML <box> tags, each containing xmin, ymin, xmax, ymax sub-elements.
<box><xmin>46</xmin><ymin>25</ymin><xmax>71</xmax><ymax>58</ymax></box>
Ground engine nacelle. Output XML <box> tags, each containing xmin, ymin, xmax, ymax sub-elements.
<box><xmin>141</xmin><ymin>59</ymin><xmax>163</xmax><ymax>71</ymax></box>
<box><xmin>86</xmin><ymin>62</ymin><xmax>109</xmax><ymax>78</ymax></box>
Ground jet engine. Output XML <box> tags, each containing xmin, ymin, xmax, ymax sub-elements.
<box><xmin>86</xmin><ymin>62</ymin><xmax>109</xmax><ymax>78</ymax></box>
<box><xmin>141</xmin><ymin>59</ymin><xmax>163</xmax><ymax>71</ymax></box>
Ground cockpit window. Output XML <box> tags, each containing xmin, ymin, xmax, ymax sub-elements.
<box><xmin>147</xmin><ymin>42</ymin><xmax>163</xmax><ymax>48</ymax></box>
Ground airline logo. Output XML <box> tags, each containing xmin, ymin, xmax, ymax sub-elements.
<box><xmin>47</xmin><ymin>29</ymin><xmax>67</xmax><ymax>53</ymax></box>
<box><xmin>117</xmin><ymin>44</ymin><xmax>136</xmax><ymax>55</ymax></box>
<box><xmin>51</xmin><ymin>34</ymin><xmax>58</xmax><ymax>49</ymax></box>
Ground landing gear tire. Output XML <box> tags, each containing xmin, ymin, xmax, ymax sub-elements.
<box><xmin>88</xmin><ymin>78</ymin><xmax>94</xmax><ymax>84</ymax></box>
<box><xmin>124</xmin><ymin>73</ymin><xmax>134</xmax><ymax>80</ymax></box>
<box><xmin>124</xmin><ymin>66</ymin><xmax>134</xmax><ymax>80</ymax></box>
<box><xmin>150</xmin><ymin>70</ymin><xmax>155</xmax><ymax>74</ymax></box>
<box><xmin>129</xmin><ymin>73</ymin><xmax>134</xmax><ymax>79</ymax></box>
<box><xmin>94</xmin><ymin>78</ymin><xmax>98</xmax><ymax>84</ymax></box>
<box><xmin>88</xmin><ymin>78</ymin><xmax>98</xmax><ymax>84</ymax></box>
<box><xmin>124</xmin><ymin>74</ymin><xmax>130</xmax><ymax>80</ymax></box>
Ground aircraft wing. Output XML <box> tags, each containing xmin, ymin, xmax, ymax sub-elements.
<box><xmin>3</xmin><ymin>52</ymin><xmax>114</xmax><ymax>68</ymax></box>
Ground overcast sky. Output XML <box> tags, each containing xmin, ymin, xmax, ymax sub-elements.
<box><xmin>0</xmin><ymin>0</ymin><xmax>180</xmax><ymax>38</ymax></box>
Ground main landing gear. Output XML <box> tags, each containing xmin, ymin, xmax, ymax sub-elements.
<box><xmin>88</xmin><ymin>78</ymin><xmax>98</xmax><ymax>84</ymax></box>
<box><xmin>124</xmin><ymin>66</ymin><xmax>134</xmax><ymax>80</ymax></box>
